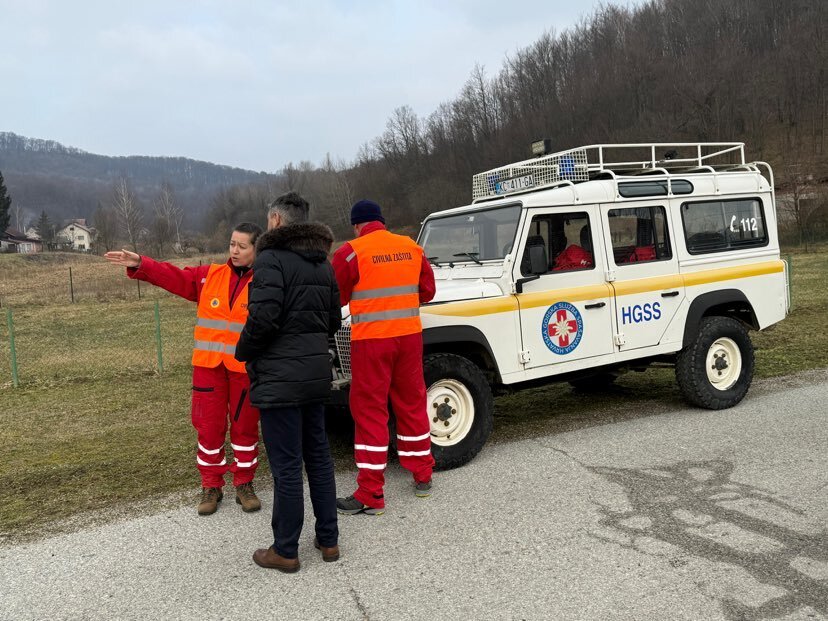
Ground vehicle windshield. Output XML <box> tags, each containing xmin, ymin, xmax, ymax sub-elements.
<box><xmin>419</xmin><ymin>205</ymin><xmax>522</xmax><ymax>264</ymax></box>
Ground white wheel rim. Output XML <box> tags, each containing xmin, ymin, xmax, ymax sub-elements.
<box><xmin>706</xmin><ymin>337</ymin><xmax>742</xmax><ymax>391</ymax></box>
<box><xmin>426</xmin><ymin>379</ymin><xmax>475</xmax><ymax>447</ymax></box>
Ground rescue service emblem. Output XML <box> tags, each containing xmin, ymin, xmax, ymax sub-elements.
<box><xmin>541</xmin><ymin>302</ymin><xmax>583</xmax><ymax>355</ymax></box>
<box><xmin>210</xmin><ymin>298</ymin><xmax>220</xmax><ymax>308</ymax></box>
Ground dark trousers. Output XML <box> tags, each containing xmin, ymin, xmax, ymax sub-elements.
<box><xmin>259</xmin><ymin>403</ymin><xmax>338</xmax><ymax>559</ymax></box>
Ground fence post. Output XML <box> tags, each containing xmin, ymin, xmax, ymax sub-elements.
<box><xmin>69</xmin><ymin>267</ymin><xmax>75</xmax><ymax>303</ymax></box>
<box><xmin>6</xmin><ymin>308</ymin><xmax>19</xmax><ymax>388</ymax></box>
<box><xmin>154</xmin><ymin>300</ymin><xmax>163</xmax><ymax>373</ymax></box>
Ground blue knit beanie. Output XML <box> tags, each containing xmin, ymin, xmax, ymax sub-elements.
<box><xmin>350</xmin><ymin>199</ymin><xmax>385</xmax><ymax>225</ymax></box>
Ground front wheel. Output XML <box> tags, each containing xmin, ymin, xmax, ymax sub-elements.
<box><xmin>676</xmin><ymin>316</ymin><xmax>755</xmax><ymax>409</ymax></box>
<box><xmin>423</xmin><ymin>353</ymin><xmax>494</xmax><ymax>471</ymax></box>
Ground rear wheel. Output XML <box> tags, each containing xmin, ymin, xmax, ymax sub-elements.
<box><xmin>676</xmin><ymin>316</ymin><xmax>754</xmax><ymax>409</ymax></box>
<box><xmin>424</xmin><ymin>353</ymin><xmax>494</xmax><ymax>471</ymax></box>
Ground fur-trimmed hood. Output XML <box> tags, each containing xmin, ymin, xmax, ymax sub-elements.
<box><xmin>256</xmin><ymin>222</ymin><xmax>334</xmax><ymax>262</ymax></box>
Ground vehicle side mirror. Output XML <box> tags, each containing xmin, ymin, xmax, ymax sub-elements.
<box><xmin>529</xmin><ymin>244</ymin><xmax>548</xmax><ymax>275</ymax></box>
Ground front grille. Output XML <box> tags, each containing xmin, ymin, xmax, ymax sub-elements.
<box><xmin>334</xmin><ymin>324</ymin><xmax>352</xmax><ymax>379</ymax></box>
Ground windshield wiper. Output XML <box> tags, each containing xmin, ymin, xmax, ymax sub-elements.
<box><xmin>452</xmin><ymin>252</ymin><xmax>482</xmax><ymax>265</ymax></box>
<box><xmin>427</xmin><ymin>256</ymin><xmax>442</xmax><ymax>267</ymax></box>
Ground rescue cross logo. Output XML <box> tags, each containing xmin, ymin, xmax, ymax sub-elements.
<box><xmin>541</xmin><ymin>302</ymin><xmax>583</xmax><ymax>355</ymax></box>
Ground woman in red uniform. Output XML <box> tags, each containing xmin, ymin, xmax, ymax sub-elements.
<box><xmin>104</xmin><ymin>223</ymin><xmax>263</xmax><ymax>516</ymax></box>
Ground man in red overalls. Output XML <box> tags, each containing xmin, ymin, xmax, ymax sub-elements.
<box><xmin>332</xmin><ymin>200</ymin><xmax>436</xmax><ymax>515</ymax></box>
<box><xmin>104</xmin><ymin>223</ymin><xmax>263</xmax><ymax>516</ymax></box>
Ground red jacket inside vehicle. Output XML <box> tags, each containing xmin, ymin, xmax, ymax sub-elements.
<box><xmin>553</xmin><ymin>244</ymin><xmax>594</xmax><ymax>271</ymax></box>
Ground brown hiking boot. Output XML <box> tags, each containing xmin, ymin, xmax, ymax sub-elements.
<box><xmin>197</xmin><ymin>487</ymin><xmax>223</xmax><ymax>515</ymax></box>
<box><xmin>253</xmin><ymin>547</ymin><xmax>300</xmax><ymax>573</ymax></box>
<box><xmin>235</xmin><ymin>482</ymin><xmax>261</xmax><ymax>513</ymax></box>
<box><xmin>314</xmin><ymin>538</ymin><xmax>340</xmax><ymax>562</ymax></box>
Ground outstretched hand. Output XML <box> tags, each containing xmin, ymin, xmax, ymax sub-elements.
<box><xmin>104</xmin><ymin>249</ymin><xmax>141</xmax><ymax>268</ymax></box>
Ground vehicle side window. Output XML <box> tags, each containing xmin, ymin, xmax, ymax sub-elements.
<box><xmin>521</xmin><ymin>212</ymin><xmax>594</xmax><ymax>276</ymax></box>
<box><xmin>608</xmin><ymin>206</ymin><xmax>673</xmax><ymax>265</ymax></box>
<box><xmin>681</xmin><ymin>198</ymin><xmax>768</xmax><ymax>254</ymax></box>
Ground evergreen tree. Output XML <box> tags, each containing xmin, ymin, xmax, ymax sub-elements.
<box><xmin>0</xmin><ymin>170</ymin><xmax>11</xmax><ymax>233</ymax></box>
<box><xmin>36</xmin><ymin>210</ymin><xmax>55</xmax><ymax>248</ymax></box>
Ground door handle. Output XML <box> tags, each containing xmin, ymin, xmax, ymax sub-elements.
<box><xmin>584</xmin><ymin>302</ymin><xmax>606</xmax><ymax>309</ymax></box>
<box><xmin>661</xmin><ymin>291</ymin><xmax>680</xmax><ymax>298</ymax></box>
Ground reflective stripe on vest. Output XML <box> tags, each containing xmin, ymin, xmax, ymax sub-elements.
<box><xmin>195</xmin><ymin>318</ymin><xmax>245</xmax><ymax>333</ymax></box>
<box><xmin>349</xmin><ymin>230</ymin><xmax>423</xmax><ymax>340</ymax></box>
<box><xmin>193</xmin><ymin>340</ymin><xmax>237</xmax><ymax>355</ymax></box>
<box><xmin>351</xmin><ymin>307</ymin><xmax>420</xmax><ymax>324</ymax></box>
<box><xmin>350</xmin><ymin>284</ymin><xmax>420</xmax><ymax>301</ymax></box>
<box><xmin>192</xmin><ymin>264</ymin><xmax>249</xmax><ymax>372</ymax></box>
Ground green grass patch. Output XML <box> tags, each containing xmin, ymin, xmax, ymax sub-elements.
<box><xmin>0</xmin><ymin>250</ymin><xmax>826</xmax><ymax>541</ymax></box>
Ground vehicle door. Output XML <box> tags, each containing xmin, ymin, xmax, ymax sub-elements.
<box><xmin>601</xmin><ymin>202</ymin><xmax>684</xmax><ymax>351</ymax></box>
<box><xmin>513</xmin><ymin>206</ymin><xmax>614</xmax><ymax>369</ymax></box>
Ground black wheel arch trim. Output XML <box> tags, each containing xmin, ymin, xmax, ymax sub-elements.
<box><xmin>423</xmin><ymin>326</ymin><xmax>500</xmax><ymax>380</ymax></box>
<box><xmin>683</xmin><ymin>289</ymin><xmax>756</xmax><ymax>348</ymax></box>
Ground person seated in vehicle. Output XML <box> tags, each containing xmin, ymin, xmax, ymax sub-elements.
<box><xmin>553</xmin><ymin>224</ymin><xmax>594</xmax><ymax>270</ymax></box>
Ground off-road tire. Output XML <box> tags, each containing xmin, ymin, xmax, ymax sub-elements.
<box><xmin>676</xmin><ymin>316</ymin><xmax>754</xmax><ymax>409</ymax></box>
<box><xmin>424</xmin><ymin>353</ymin><xmax>494</xmax><ymax>471</ymax></box>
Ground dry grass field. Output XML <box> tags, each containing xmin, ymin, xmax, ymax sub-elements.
<box><xmin>0</xmin><ymin>248</ymin><xmax>826</xmax><ymax>541</ymax></box>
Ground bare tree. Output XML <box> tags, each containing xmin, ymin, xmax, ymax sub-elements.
<box><xmin>778</xmin><ymin>160</ymin><xmax>826</xmax><ymax>252</ymax></box>
<box><xmin>92</xmin><ymin>203</ymin><xmax>119</xmax><ymax>253</ymax></box>
<box><xmin>315</xmin><ymin>154</ymin><xmax>354</xmax><ymax>231</ymax></box>
<box><xmin>281</xmin><ymin>162</ymin><xmax>310</xmax><ymax>194</ymax></box>
<box><xmin>152</xmin><ymin>182</ymin><xmax>183</xmax><ymax>254</ymax></box>
<box><xmin>11</xmin><ymin>203</ymin><xmax>27</xmax><ymax>232</ymax></box>
<box><xmin>111</xmin><ymin>177</ymin><xmax>143</xmax><ymax>252</ymax></box>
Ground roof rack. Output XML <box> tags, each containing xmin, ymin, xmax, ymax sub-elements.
<box><xmin>471</xmin><ymin>142</ymin><xmax>746</xmax><ymax>201</ymax></box>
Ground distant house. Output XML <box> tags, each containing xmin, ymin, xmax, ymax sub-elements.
<box><xmin>1</xmin><ymin>227</ymin><xmax>43</xmax><ymax>254</ymax></box>
<box><xmin>56</xmin><ymin>219</ymin><xmax>96</xmax><ymax>251</ymax></box>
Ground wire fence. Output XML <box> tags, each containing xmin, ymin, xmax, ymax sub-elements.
<box><xmin>0</xmin><ymin>254</ymin><xmax>226</xmax><ymax>308</ymax></box>
<box><xmin>0</xmin><ymin>297</ymin><xmax>197</xmax><ymax>389</ymax></box>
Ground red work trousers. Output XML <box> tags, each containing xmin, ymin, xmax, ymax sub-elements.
<box><xmin>191</xmin><ymin>363</ymin><xmax>260</xmax><ymax>488</ymax></box>
<box><xmin>350</xmin><ymin>332</ymin><xmax>434</xmax><ymax>509</ymax></box>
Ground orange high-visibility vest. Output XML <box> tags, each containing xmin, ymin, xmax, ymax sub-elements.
<box><xmin>192</xmin><ymin>264</ymin><xmax>248</xmax><ymax>373</ymax></box>
<box><xmin>348</xmin><ymin>230</ymin><xmax>423</xmax><ymax>341</ymax></box>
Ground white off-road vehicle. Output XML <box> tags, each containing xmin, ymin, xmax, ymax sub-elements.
<box><xmin>331</xmin><ymin>142</ymin><xmax>790</xmax><ymax>470</ymax></box>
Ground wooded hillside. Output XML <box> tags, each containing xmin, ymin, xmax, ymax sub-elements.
<box><xmin>2</xmin><ymin>0</ymin><xmax>826</xmax><ymax>250</ymax></box>
<box><xmin>329</xmin><ymin>0</ymin><xmax>826</xmax><ymax>230</ymax></box>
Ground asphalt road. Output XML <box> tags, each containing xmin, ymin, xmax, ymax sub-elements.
<box><xmin>2</xmin><ymin>371</ymin><xmax>827</xmax><ymax>621</ymax></box>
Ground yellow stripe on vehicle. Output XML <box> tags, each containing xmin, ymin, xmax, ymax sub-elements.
<box><xmin>682</xmin><ymin>260</ymin><xmax>784</xmax><ymax>287</ymax></box>
<box><xmin>516</xmin><ymin>284</ymin><xmax>611</xmax><ymax>311</ymax></box>
<box><xmin>612</xmin><ymin>275</ymin><xmax>684</xmax><ymax>296</ymax></box>
<box><xmin>421</xmin><ymin>260</ymin><xmax>784</xmax><ymax>318</ymax></box>
<box><xmin>422</xmin><ymin>296</ymin><xmax>520</xmax><ymax>317</ymax></box>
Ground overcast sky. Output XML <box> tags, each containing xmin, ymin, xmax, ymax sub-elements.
<box><xmin>1</xmin><ymin>1</ymin><xmax>641</xmax><ymax>173</ymax></box>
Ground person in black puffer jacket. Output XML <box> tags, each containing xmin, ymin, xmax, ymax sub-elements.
<box><xmin>235</xmin><ymin>192</ymin><xmax>341</xmax><ymax>573</ymax></box>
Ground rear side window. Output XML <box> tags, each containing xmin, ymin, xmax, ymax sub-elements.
<box><xmin>608</xmin><ymin>206</ymin><xmax>672</xmax><ymax>265</ymax></box>
<box><xmin>681</xmin><ymin>198</ymin><xmax>768</xmax><ymax>254</ymax></box>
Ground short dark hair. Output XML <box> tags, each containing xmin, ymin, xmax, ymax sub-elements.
<box><xmin>268</xmin><ymin>192</ymin><xmax>309</xmax><ymax>225</ymax></box>
<box><xmin>233</xmin><ymin>222</ymin><xmax>263</xmax><ymax>245</ymax></box>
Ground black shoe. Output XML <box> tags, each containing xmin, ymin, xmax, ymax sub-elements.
<box><xmin>414</xmin><ymin>480</ymin><xmax>432</xmax><ymax>498</ymax></box>
<box><xmin>336</xmin><ymin>495</ymin><xmax>384</xmax><ymax>516</ymax></box>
